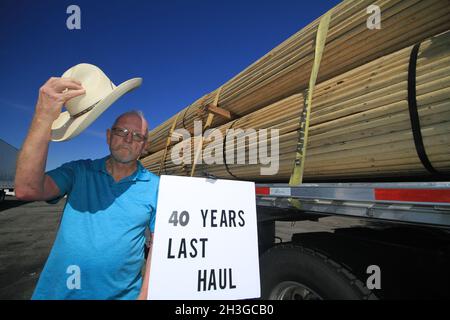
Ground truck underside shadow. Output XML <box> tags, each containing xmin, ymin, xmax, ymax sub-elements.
<box><xmin>282</xmin><ymin>225</ymin><xmax>450</xmax><ymax>299</ymax></box>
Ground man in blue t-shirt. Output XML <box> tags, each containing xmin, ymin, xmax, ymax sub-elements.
<box><xmin>15</xmin><ymin>77</ymin><xmax>158</xmax><ymax>299</ymax></box>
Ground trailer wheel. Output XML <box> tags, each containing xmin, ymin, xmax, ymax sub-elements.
<box><xmin>259</xmin><ymin>244</ymin><xmax>377</xmax><ymax>300</ymax></box>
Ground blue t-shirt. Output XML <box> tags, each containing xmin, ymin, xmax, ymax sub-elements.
<box><xmin>32</xmin><ymin>156</ymin><xmax>159</xmax><ymax>300</ymax></box>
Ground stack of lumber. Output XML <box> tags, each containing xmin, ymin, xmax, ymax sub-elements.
<box><xmin>141</xmin><ymin>0</ymin><xmax>450</xmax><ymax>182</ymax></box>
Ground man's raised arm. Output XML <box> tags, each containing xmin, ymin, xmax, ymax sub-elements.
<box><xmin>15</xmin><ymin>77</ymin><xmax>85</xmax><ymax>201</ymax></box>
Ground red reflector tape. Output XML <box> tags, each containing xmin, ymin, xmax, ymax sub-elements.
<box><xmin>255</xmin><ymin>187</ymin><xmax>270</xmax><ymax>196</ymax></box>
<box><xmin>375</xmin><ymin>189</ymin><xmax>450</xmax><ymax>203</ymax></box>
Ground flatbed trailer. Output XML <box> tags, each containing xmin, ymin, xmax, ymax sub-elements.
<box><xmin>254</xmin><ymin>182</ymin><xmax>450</xmax><ymax>299</ymax></box>
<box><xmin>0</xmin><ymin>139</ymin><xmax>18</xmax><ymax>202</ymax></box>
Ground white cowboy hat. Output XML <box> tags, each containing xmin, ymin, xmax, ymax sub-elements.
<box><xmin>51</xmin><ymin>63</ymin><xmax>142</xmax><ymax>142</ymax></box>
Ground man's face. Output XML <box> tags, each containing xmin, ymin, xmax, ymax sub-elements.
<box><xmin>107</xmin><ymin>114</ymin><xmax>148</xmax><ymax>164</ymax></box>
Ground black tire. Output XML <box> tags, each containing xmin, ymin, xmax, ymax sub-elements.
<box><xmin>260</xmin><ymin>244</ymin><xmax>377</xmax><ymax>300</ymax></box>
<box><xmin>0</xmin><ymin>190</ymin><xmax>5</xmax><ymax>203</ymax></box>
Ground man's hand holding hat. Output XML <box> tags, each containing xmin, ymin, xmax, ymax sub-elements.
<box><xmin>35</xmin><ymin>77</ymin><xmax>86</xmax><ymax>124</ymax></box>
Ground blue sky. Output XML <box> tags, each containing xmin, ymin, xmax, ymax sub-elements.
<box><xmin>0</xmin><ymin>0</ymin><xmax>339</xmax><ymax>170</ymax></box>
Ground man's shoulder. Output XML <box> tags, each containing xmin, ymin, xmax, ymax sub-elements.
<box><xmin>57</xmin><ymin>157</ymin><xmax>105</xmax><ymax>173</ymax></box>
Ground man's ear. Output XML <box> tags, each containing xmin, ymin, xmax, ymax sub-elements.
<box><xmin>106</xmin><ymin>128</ymin><xmax>111</xmax><ymax>146</ymax></box>
<box><xmin>138</xmin><ymin>139</ymin><xmax>148</xmax><ymax>158</ymax></box>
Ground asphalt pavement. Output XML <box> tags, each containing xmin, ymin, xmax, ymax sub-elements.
<box><xmin>0</xmin><ymin>196</ymin><xmax>65</xmax><ymax>299</ymax></box>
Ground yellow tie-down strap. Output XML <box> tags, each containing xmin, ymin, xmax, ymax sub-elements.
<box><xmin>289</xmin><ymin>10</ymin><xmax>332</xmax><ymax>209</ymax></box>
<box><xmin>190</xmin><ymin>86</ymin><xmax>223</xmax><ymax>177</ymax></box>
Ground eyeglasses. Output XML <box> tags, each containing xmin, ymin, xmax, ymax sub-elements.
<box><xmin>111</xmin><ymin>127</ymin><xmax>147</xmax><ymax>142</ymax></box>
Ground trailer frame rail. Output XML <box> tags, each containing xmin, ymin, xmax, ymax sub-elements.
<box><xmin>255</xmin><ymin>182</ymin><xmax>450</xmax><ymax>228</ymax></box>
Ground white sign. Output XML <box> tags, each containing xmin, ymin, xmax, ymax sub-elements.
<box><xmin>147</xmin><ymin>175</ymin><xmax>260</xmax><ymax>300</ymax></box>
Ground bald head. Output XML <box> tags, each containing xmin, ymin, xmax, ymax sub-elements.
<box><xmin>113</xmin><ymin>110</ymin><xmax>149</xmax><ymax>135</ymax></box>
